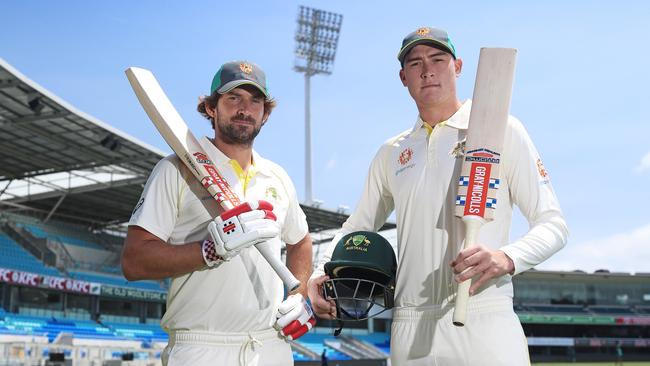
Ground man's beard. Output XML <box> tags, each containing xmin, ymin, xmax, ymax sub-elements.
<box><xmin>215</xmin><ymin>113</ymin><xmax>262</xmax><ymax>146</ymax></box>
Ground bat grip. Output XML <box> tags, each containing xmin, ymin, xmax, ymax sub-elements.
<box><xmin>255</xmin><ymin>237</ymin><xmax>301</xmax><ymax>292</ymax></box>
<box><xmin>452</xmin><ymin>216</ymin><xmax>485</xmax><ymax>327</ymax></box>
<box><xmin>217</xmin><ymin>200</ymin><xmax>301</xmax><ymax>292</ymax></box>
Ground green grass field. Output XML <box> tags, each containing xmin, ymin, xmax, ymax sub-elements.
<box><xmin>533</xmin><ymin>363</ymin><xmax>650</xmax><ymax>366</ymax></box>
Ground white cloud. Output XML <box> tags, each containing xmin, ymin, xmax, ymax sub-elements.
<box><xmin>537</xmin><ymin>223</ymin><xmax>650</xmax><ymax>274</ymax></box>
<box><xmin>326</xmin><ymin>158</ymin><xmax>337</xmax><ymax>170</ymax></box>
<box><xmin>636</xmin><ymin>151</ymin><xmax>650</xmax><ymax>173</ymax></box>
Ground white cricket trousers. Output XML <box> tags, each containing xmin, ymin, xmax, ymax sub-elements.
<box><xmin>162</xmin><ymin>329</ymin><xmax>293</xmax><ymax>366</ymax></box>
<box><xmin>390</xmin><ymin>298</ymin><xmax>530</xmax><ymax>366</ymax></box>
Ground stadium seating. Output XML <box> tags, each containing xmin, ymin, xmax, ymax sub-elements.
<box><xmin>16</xmin><ymin>221</ymin><xmax>106</xmax><ymax>251</ymax></box>
<box><xmin>0</xmin><ymin>232</ymin><xmax>164</xmax><ymax>292</ymax></box>
<box><xmin>356</xmin><ymin>332</ymin><xmax>391</xmax><ymax>354</ymax></box>
<box><xmin>297</xmin><ymin>332</ymin><xmax>352</xmax><ymax>360</ymax></box>
<box><xmin>0</xmin><ymin>233</ymin><xmax>61</xmax><ymax>276</ymax></box>
<box><xmin>2</xmin><ymin>217</ymin><xmax>166</xmax><ymax>292</ymax></box>
<box><xmin>0</xmin><ymin>312</ymin><xmax>167</xmax><ymax>344</ymax></box>
<box><xmin>18</xmin><ymin>307</ymin><xmax>91</xmax><ymax>321</ymax></box>
<box><xmin>103</xmin><ymin>322</ymin><xmax>168</xmax><ymax>343</ymax></box>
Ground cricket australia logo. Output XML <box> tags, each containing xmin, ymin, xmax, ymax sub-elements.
<box><xmin>416</xmin><ymin>27</ymin><xmax>430</xmax><ymax>36</ymax></box>
<box><xmin>265</xmin><ymin>186</ymin><xmax>279</xmax><ymax>201</ymax></box>
<box><xmin>240</xmin><ymin>62</ymin><xmax>253</xmax><ymax>74</ymax></box>
<box><xmin>398</xmin><ymin>147</ymin><xmax>413</xmax><ymax>166</ymax></box>
<box><xmin>345</xmin><ymin>234</ymin><xmax>371</xmax><ymax>252</ymax></box>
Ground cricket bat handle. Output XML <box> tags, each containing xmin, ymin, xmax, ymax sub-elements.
<box><xmin>256</xmin><ymin>237</ymin><xmax>301</xmax><ymax>292</ymax></box>
<box><xmin>452</xmin><ymin>216</ymin><xmax>485</xmax><ymax>326</ymax></box>
<box><xmin>217</xmin><ymin>195</ymin><xmax>301</xmax><ymax>293</ymax></box>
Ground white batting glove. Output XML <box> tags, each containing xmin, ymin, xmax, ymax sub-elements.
<box><xmin>274</xmin><ymin>294</ymin><xmax>316</xmax><ymax>341</ymax></box>
<box><xmin>206</xmin><ymin>200</ymin><xmax>279</xmax><ymax>263</ymax></box>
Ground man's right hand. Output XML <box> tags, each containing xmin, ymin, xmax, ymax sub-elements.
<box><xmin>207</xmin><ymin>200</ymin><xmax>280</xmax><ymax>261</ymax></box>
<box><xmin>307</xmin><ymin>275</ymin><xmax>337</xmax><ymax>319</ymax></box>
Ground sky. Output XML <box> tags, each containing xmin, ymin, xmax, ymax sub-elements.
<box><xmin>1</xmin><ymin>0</ymin><xmax>649</xmax><ymax>274</ymax></box>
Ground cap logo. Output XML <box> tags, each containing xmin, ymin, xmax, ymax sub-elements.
<box><xmin>239</xmin><ymin>63</ymin><xmax>253</xmax><ymax>74</ymax></box>
<box><xmin>416</xmin><ymin>27</ymin><xmax>430</xmax><ymax>36</ymax></box>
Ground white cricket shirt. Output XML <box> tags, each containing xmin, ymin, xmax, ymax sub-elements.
<box><xmin>314</xmin><ymin>100</ymin><xmax>568</xmax><ymax>309</ymax></box>
<box><xmin>130</xmin><ymin>137</ymin><xmax>309</xmax><ymax>332</ymax></box>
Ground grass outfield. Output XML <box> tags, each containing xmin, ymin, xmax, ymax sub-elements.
<box><xmin>533</xmin><ymin>363</ymin><xmax>650</xmax><ymax>366</ymax></box>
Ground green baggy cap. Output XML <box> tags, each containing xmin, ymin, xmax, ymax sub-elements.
<box><xmin>397</xmin><ymin>26</ymin><xmax>456</xmax><ymax>65</ymax></box>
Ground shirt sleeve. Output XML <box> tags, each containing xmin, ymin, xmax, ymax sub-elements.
<box><xmin>312</xmin><ymin>145</ymin><xmax>395</xmax><ymax>278</ymax></box>
<box><xmin>279</xmin><ymin>171</ymin><xmax>309</xmax><ymax>246</ymax></box>
<box><xmin>128</xmin><ymin>156</ymin><xmax>183</xmax><ymax>242</ymax></box>
<box><xmin>499</xmin><ymin>117</ymin><xmax>569</xmax><ymax>275</ymax></box>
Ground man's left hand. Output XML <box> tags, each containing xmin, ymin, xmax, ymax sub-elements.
<box><xmin>451</xmin><ymin>246</ymin><xmax>515</xmax><ymax>295</ymax></box>
<box><xmin>274</xmin><ymin>294</ymin><xmax>316</xmax><ymax>341</ymax></box>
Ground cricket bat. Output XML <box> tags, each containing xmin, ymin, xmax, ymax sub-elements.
<box><xmin>125</xmin><ymin>67</ymin><xmax>301</xmax><ymax>292</ymax></box>
<box><xmin>452</xmin><ymin>48</ymin><xmax>517</xmax><ymax>326</ymax></box>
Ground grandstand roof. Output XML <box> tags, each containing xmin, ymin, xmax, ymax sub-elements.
<box><xmin>0</xmin><ymin>58</ymin><xmax>165</xmax><ymax>229</ymax></box>
<box><xmin>0</xmin><ymin>58</ymin><xmax>394</xmax><ymax>235</ymax></box>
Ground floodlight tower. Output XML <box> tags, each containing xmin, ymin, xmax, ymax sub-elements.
<box><xmin>294</xmin><ymin>6</ymin><xmax>343</xmax><ymax>204</ymax></box>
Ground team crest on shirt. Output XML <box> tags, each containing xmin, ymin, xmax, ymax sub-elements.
<box><xmin>240</xmin><ymin>63</ymin><xmax>253</xmax><ymax>74</ymax></box>
<box><xmin>398</xmin><ymin>147</ymin><xmax>413</xmax><ymax>166</ymax></box>
<box><xmin>395</xmin><ymin>147</ymin><xmax>416</xmax><ymax>176</ymax></box>
<box><xmin>265</xmin><ymin>186</ymin><xmax>280</xmax><ymax>201</ymax></box>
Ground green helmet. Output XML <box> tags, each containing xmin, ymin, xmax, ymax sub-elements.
<box><xmin>323</xmin><ymin>231</ymin><xmax>397</xmax><ymax>321</ymax></box>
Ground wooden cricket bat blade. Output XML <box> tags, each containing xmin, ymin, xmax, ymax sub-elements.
<box><xmin>452</xmin><ymin>48</ymin><xmax>517</xmax><ymax>326</ymax></box>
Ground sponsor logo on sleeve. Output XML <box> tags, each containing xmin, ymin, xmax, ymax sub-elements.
<box><xmin>536</xmin><ymin>158</ymin><xmax>551</xmax><ymax>184</ymax></box>
<box><xmin>132</xmin><ymin>197</ymin><xmax>144</xmax><ymax>215</ymax></box>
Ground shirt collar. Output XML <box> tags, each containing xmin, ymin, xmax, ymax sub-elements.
<box><xmin>251</xmin><ymin>150</ymin><xmax>274</xmax><ymax>177</ymax></box>
<box><xmin>411</xmin><ymin>99</ymin><xmax>473</xmax><ymax>132</ymax></box>
<box><xmin>199</xmin><ymin>137</ymin><xmax>273</xmax><ymax>177</ymax></box>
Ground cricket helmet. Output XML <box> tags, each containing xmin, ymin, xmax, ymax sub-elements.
<box><xmin>323</xmin><ymin>231</ymin><xmax>396</xmax><ymax>321</ymax></box>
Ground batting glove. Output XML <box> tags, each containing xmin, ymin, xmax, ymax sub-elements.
<box><xmin>275</xmin><ymin>294</ymin><xmax>316</xmax><ymax>341</ymax></box>
<box><xmin>206</xmin><ymin>200</ymin><xmax>279</xmax><ymax>263</ymax></box>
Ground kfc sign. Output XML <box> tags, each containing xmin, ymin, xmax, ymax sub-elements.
<box><xmin>0</xmin><ymin>268</ymin><xmax>101</xmax><ymax>295</ymax></box>
<box><xmin>0</xmin><ymin>268</ymin><xmax>42</xmax><ymax>286</ymax></box>
<box><xmin>42</xmin><ymin>276</ymin><xmax>100</xmax><ymax>295</ymax></box>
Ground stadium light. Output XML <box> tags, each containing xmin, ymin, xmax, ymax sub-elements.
<box><xmin>294</xmin><ymin>5</ymin><xmax>343</xmax><ymax>204</ymax></box>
